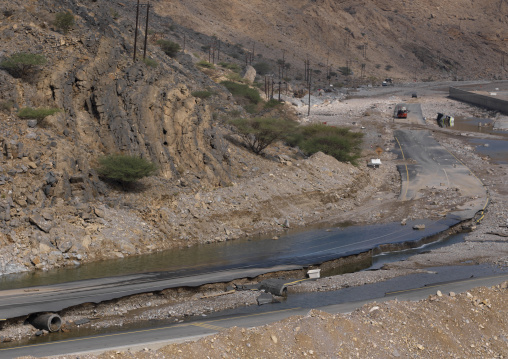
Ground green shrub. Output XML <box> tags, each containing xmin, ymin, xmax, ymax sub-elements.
<box><xmin>0</xmin><ymin>52</ymin><xmax>47</xmax><ymax>79</ymax></box>
<box><xmin>157</xmin><ymin>40</ymin><xmax>181</xmax><ymax>57</ymax></box>
<box><xmin>229</xmin><ymin>117</ymin><xmax>297</xmax><ymax>154</ymax></box>
<box><xmin>191</xmin><ymin>90</ymin><xmax>214</xmax><ymax>99</ymax></box>
<box><xmin>243</xmin><ymin>104</ymin><xmax>258</xmax><ymax>114</ymax></box>
<box><xmin>17</xmin><ymin>107</ymin><xmax>61</xmax><ymax>120</ymax></box>
<box><xmin>226</xmin><ymin>72</ymin><xmax>243</xmax><ymax>82</ymax></box>
<box><xmin>338</xmin><ymin>66</ymin><xmax>352</xmax><ymax>76</ymax></box>
<box><xmin>221</xmin><ymin>81</ymin><xmax>261</xmax><ymax>104</ymax></box>
<box><xmin>197</xmin><ymin>60</ymin><xmax>214</xmax><ymax>69</ymax></box>
<box><xmin>142</xmin><ymin>57</ymin><xmax>158</xmax><ymax>68</ymax></box>
<box><xmin>253</xmin><ymin>62</ymin><xmax>271</xmax><ymax>75</ymax></box>
<box><xmin>110</xmin><ymin>8</ymin><xmax>120</xmax><ymax>20</ymax></box>
<box><xmin>287</xmin><ymin>124</ymin><xmax>363</xmax><ymax>164</ymax></box>
<box><xmin>0</xmin><ymin>100</ymin><xmax>14</xmax><ymax>112</ymax></box>
<box><xmin>264</xmin><ymin>99</ymin><xmax>281</xmax><ymax>109</ymax></box>
<box><xmin>96</xmin><ymin>154</ymin><xmax>157</xmax><ymax>184</ymax></box>
<box><xmin>219</xmin><ymin>62</ymin><xmax>241</xmax><ymax>73</ymax></box>
<box><xmin>385</xmin><ymin>64</ymin><xmax>393</xmax><ymax>71</ymax></box>
<box><xmin>54</xmin><ymin>11</ymin><xmax>74</xmax><ymax>34</ymax></box>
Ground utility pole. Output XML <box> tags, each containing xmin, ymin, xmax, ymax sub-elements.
<box><xmin>304</xmin><ymin>59</ymin><xmax>308</xmax><ymax>82</ymax></box>
<box><xmin>142</xmin><ymin>2</ymin><xmax>150</xmax><ymax>60</ymax></box>
<box><xmin>271</xmin><ymin>77</ymin><xmax>274</xmax><ymax>99</ymax></box>
<box><xmin>307</xmin><ymin>70</ymin><xmax>312</xmax><ymax>116</ymax></box>
<box><xmin>133</xmin><ymin>0</ymin><xmax>150</xmax><ymax>61</ymax></box>
<box><xmin>265</xmin><ymin>75</ymin><xmax>268</xmax><ymax>100</ymax></box>
<box><xmin>282</xmin><ymin>50</ymin><xmax>286</xmax><ymax>79</ymax></box>
<box><xmin>133</xmin><ymin>0</ymin><xmax>140</xmax><ymax>61</ymax></box>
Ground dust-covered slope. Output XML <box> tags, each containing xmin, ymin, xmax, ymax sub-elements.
<box><xmin>156</xmin><ymin>0</ymin><xmax>508</xmax><ymax>81</ymax></box>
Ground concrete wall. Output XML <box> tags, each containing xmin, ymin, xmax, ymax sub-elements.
<box><xmin>449</xmin><ymin>87</ymin><xmax>508</xmax><ymax>115</ymax></box>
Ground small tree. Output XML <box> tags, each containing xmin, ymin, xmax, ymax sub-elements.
<box><xmin>229</xmin><ymin>117</ymin><xmax>297</xmax><ymax>154</ymax></box>
<box><xmin>253</xmin><ymin>62</ymin><xmax>271</xmax><ymax>75</ymax></box>
<box><xmin>157</xmin><ymin>40</ymin><xmax>181</xmax><ymax>57</ymax></box>
<box><xmin>287</xmin><ymin>123</ymin><xmax>363</xmax><ymax>165</ymax></box>
<box><xmin>54</xmin><ymin>11</ymin><xmax>74</xmax><ymax>34</ymax></box>
<box><xmin>96</xmin><ymin>154</ymin><xmax>157</xmax><ymax>184</ymax></box>
<box><xmin>0</xmin><ymin>52</ymin><xmax>47</xmax><ymax>79</ymax></box>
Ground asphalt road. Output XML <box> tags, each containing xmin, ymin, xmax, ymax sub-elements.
<box><xmin>2</xmin><ymin>270</ymin><xmax>506</xmax><ymax>358</ymax></box>
<box><xmin>393</xmin><ymin>103</ymin><xmax>488</xmax><ymax>218</ymax></box>
<box><xmin>0</xmin><ymin>217</ymin><xmax>457</xmax><ymax>319</ymax></box>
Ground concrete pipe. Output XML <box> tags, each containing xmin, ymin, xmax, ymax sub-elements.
<box><xmin>259</xmin><ymin>278</ymin><xmax>288</xmax><ymax>297</ymax></box>
<box><xmin>30</xmin><ymin>313</ymin><xmax>62</xmax><ymax>332</ymax></box>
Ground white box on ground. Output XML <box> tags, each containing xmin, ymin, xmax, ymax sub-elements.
<box><xmin>367</xmin><ymin>159</ymin><xmax>382</xmax><ymax>168</ymax></box>
<box><xmin>307</xmin><ymin>269</ymin><xmax>321</xmax><ymax>279</ymax></box>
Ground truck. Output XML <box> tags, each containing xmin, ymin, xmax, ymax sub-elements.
<box><xmin>395</xmin><ymin>105</ymin><xmax>408</xmax><ymax>118</ymax></box>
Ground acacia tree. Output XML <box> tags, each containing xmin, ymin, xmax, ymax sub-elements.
<box><xmin>96</xmin><ymin>154</ymin><xmax>157</xmax><ymax>185</ymax></box>
<box><xmin>0</xmin><ymin>52</ymin><xmax>47</xmax><ymax>79</ymax></box>
<box><xmin>157</xmin><ymin>40</ymin><xmax>181</xmax><ymax>57</ymax></box>
<box><xmin>229</xmin><ymin>117</ymin><xmax>297</xmax><ymax>154</ymax></box>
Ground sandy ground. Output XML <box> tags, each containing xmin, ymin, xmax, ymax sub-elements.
<box><xmin>4</xmin><ymin>84</ymin><xmax>508</xmax><ymax>357</ymax></box>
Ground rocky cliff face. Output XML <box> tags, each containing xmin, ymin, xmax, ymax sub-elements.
<box><xmin>0</xmin><ymin>0</ymin><xmax>237</xmax><ymax>274</ymax></box>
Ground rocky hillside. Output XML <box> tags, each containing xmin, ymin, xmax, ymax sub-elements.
<box><xmin>0</xmin><ymin>0</ymin><xmax>506</xmax><ymax>275</ymax></box>
<box><xmin>158</xmin><ymin>0</ymin><xmax>508</xmax><ymax>82</ymax></box>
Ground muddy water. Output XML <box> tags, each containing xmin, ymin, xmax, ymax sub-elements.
<box><xmin>451</xmin><ymin>116</ymin><xmax>508</xmax><ymax>164</ymax></box>
<box><xmin>0</xmin><ymin>218</ymin><xmax>455</xmax><ymax>290</ymax></box>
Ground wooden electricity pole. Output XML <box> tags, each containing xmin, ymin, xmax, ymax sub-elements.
<box><xmin>307</xmin><ymin>70</ymin><xmax>312</xmax><ymax>116</ymax></box>
<box><xmin>142</xmin><ymin>2</ymin><xmax>150</xmax><ymax>60</ymax></box>
<box><xmin>133</xmin><ymin>0</ymin><xmax>140</xmax><ymax>61</ymax></box>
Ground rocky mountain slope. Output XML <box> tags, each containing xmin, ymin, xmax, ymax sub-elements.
<box><xmin>159</xmin><ymin>0</ymin><xmax>508</xmax><ymax>82</ymax></box>
<box><xmin>0</xmin><ymin>0</ymin><xmax>506</xmax><ymax>275</ymax></box>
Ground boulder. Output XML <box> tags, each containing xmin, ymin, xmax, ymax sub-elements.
<box><xmin>242</xmin><ymin>65</ymin><xmax>256</xmax><ymax>83</ymax></box>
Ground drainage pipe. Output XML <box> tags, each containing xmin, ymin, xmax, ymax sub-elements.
<box><xmin>30</xmin><ymin>313</ymin><xmax>62</xmax><ymax>332</ymax></box>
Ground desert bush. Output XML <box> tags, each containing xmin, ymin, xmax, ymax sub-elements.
<box><xmin>142</xmin><ymin>57</ymin><xmax>158</xmax><ymax>68</ymax></box>
<box><xmin>253</xmin><ymin>62</ymin><xmax>271</xmax><ymax>75</ymax></box>
<box><xmin>264</xmin><ymin>99</ymin><xmax>281</xmax><ymax>109</ymax></box>
<box><xmin>54</xmin><ymin>11</ymin><xmax>74</xmax><ymax>34</ymax></box>
<box><xmin>157</xmin><ymin>40</ymin><xmax>180</xmax><ymax>57</ymax></box>
<box><xmin>197</xmin><ymin>60</ymin><xmax>214</xmax><ymax>69</ymax></box>
<box><xmin>17</xmin><ymin>107</ymin><xmax>61</xmax><ymax>120</ymax></box>
<box><xmin>229</xmin><ymin>117</ymin><xmax>297</xmax><ymax>154</ymax></box>
<box><xmin>0</xmin><ymin>52</ymin><xmax>47</xmax><ymax>79</ymax></box>
<box><xmin>287</xmin><ymin>123</ymin><xmax>363</xmax><ymax>164</ymax></box>
<box><xmin>219</xmin><ymin>62</ymin><xmax>241</xmax><ymax>73</ymax></box>
<box><xmin>96</xmin><ymin>154</ymin><xmax>157</xmax><ymax>184</ymax></box>
<box><xmin>191</xmin><ymin>90</ymin><xmax>214</xmax><ymax>99</ymax></box>
<box><xmin>0</xmin><ymin>100</ymin><xmax>14</xmax><ymax>112</ymax></box>
<box><xmin>338</xmin><ymin>66</ymin><xmax>352</xmax><ymax>76</ymax></box>
<box><xmin>226</xmin><ymin>72</ymin><xmax>244</xmax><ymax>82</ymax></box>
<box><xmin>221</xmin><ymin>81</ymin><xmax>261</xmax><ymax>104</ymax></box>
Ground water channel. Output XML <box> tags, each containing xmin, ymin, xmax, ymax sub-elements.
<box><xmin>451</xmin><ymin>115</ymin><xmax>508</xmax><ymax>164</ymax></box>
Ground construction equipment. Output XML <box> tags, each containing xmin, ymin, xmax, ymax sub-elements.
<box><xmin>436</xmin><ymin>113</ymin><xmax>454</xmax><ymax>127</ymax></box>
<box><xmin>395</xmin><ymin>105</ymin><xmax>408</xmax><ymax>118</ymax></box>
